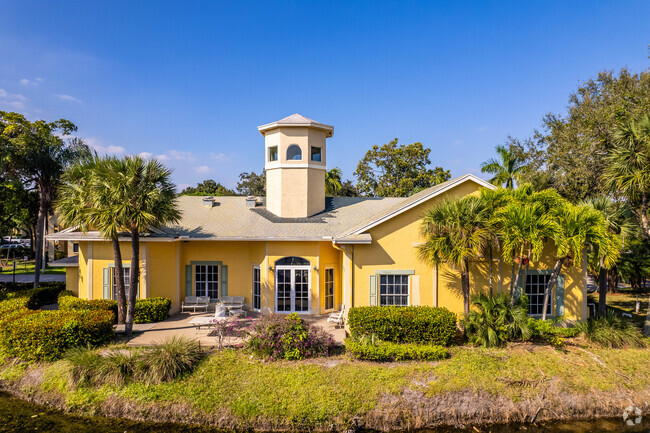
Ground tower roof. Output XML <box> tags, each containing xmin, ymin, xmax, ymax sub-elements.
<box><xmin>257</xmin><ymin>113</ymin><xmax>334</xmax><ymax>137</ymax></box>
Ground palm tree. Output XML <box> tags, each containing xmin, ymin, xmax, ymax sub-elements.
<box><xmin>581</xmin><ymin>196</ymin><xmax>634</xmax><ymax>316</ymax></box>
<box><xmin>478</xmin><ymin>188</ymin><xmax>510</xmax><ymax>296</ymax></box>
<box><xmin>541</xmin><ymin>202</ymin><xmax>615</xmax><ymax>320</ymax></box>
<box><xmin>604</xmin><ymin>113</ymin><xmax>650</xmax><ymax>237</ymax></box>
<box><xmin>480</xmin><ymin>145</ymin><xmax>525</xmax><ymax>189</ymax></box>
<box><xmin>109</xmin><ymin>156</ymin><xmax>180</xmax><ymax>335</ymax></box>
<box><xmin>495</xmin><ymin>200</ymin><xmax>558</xmax><ymax>305</ymax></box>
<box><xmin>0</xmin><ymin>112</ymin><xmax>90</xmax><ymax>287</ymax></box>
<box><xmin>325</xmin><ymin>167</ymin><xmax>342</xmax><ymax>196</ymax></box>
<box><xmin>56</xmin><ymin>156</ymin><xmax>129</xmax><ymax>324</ymax></box>
<box><xmin>418</xmin><ymin>196</ymin><xmax>489</xmax><ymax>314</ymax></box>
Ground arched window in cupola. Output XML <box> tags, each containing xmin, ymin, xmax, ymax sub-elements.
<box><xmin>286</xmin><ymin>145</ymin><xmax>302</xmax><ymax>161</ymax></box>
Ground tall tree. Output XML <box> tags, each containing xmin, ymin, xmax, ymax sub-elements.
<box><xmin>337</xmin><ymin>180</ymin><xmax>358</xmax><ymax>197</ymax></box>
<box><xmin>325</xmin><ymin>167</ymin><xmax>342</xmax><ymax>196</ymax></box>
<box><xmin>480</xmin><ymin>144</ymin><xmax>526</xmax><ymax>189</ymax></box>
<box><xmin>541</xmin><ymin>202</ymin><xmax>614</xmax><ymax>320</ymax></box>
<box><xmin>111</xmin><ymin>156</ymin><xmax>180</xmax><ymax>335</ymax></box>
<box><xmin>0</xmin><ymin>111</ymin><xmax>90</xmax><ymax>287</ymax></box>
<box><xmin>236</xmin><ymin>171</ymin><xmax>265</xmax><ymax>196</ymax></box>
<box><xmin>517</xmin><ymin>68</ymin><xmax>650</xmax><ymax>202</ymax></box>
<box><xmin>57</xmin><ymin>156</ymin><xmax>129</xmax><ymax>324</ymax></box>
<box><xmin>495</xmin><ymin>198</ymin><xmax>559</xmax><ymax>305</ymax></box>
<box><xmin>603</xmin><ymin>113</ymin><xmax>650</xmax><ymax>237</ymax></box>
<box><xmin>355</xmin><ymin>138</ymin><xmax>450</xmax><ymax>197</ymax></box>
<box><xmin>179</xmin><ymin>179</ymin><xmax>235</xmax><ymax>197</ymax></box>
<box><xmin>418</xmin><ymin>196</ymin><xmax>489</xmax><ymax>314</ymax></box>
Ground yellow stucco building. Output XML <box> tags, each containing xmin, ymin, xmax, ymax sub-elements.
<box><xmin>50</xmin><ymin>114</ymin><xmax>588</xmax><ymax>320</ymax></box>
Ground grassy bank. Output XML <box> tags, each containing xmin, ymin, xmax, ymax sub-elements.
<box><xmin>0</xmin><ymin>263</ymin><xmax>65</xmax><ymax>275</ymax></box>
<box><xmin>1</xmin><ymin>344</ymin><xmax>649</xmax><ymax>431</ymax></box>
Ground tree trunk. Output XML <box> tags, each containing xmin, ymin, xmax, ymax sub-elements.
<box><xmin>643</xmin><ymin>294</ymin><xmax>650</xmax><ymax>337</ymax></box>
<box><xmin>640</xmin><ymin>193</ymin><xmax>650</xmax><ymax>238</ymax></box>
<box><xmin>111</xmin><ymin>237</ymin><xmax>127</xmax><ymax>324</ymax></box>
<box><xmin>124</xmin><ymin>229</ymin><xmax>140</xmax><ymax>336</ymax></box>
<box><xmin>488</xmin><ymin>245</ymin><xmax>493</xmax><ymax>297</ymax></box>
<box><xmin>33</xmin><ymin>192</ymin><xmax>47</xmax><ymax>288</ymax></box>
<box><xmin>597</xmin><ymin>263</ymin><xmax>608</xmax><ymax>317</ymax></box>
<box><xmin>461</xmin><ymin>258</ymin><xmax>470</xmax><ymax>315</ymax></box>
<box><xmin>542</xmin><ymin>257</ymin><xmax>565</xmax><ymax>320</ymax></box>
<box><xmin>607</xmin><ymin>267</ymin><xmax>618</xmax><ymax>294</ymax></box>
<box><xmin>511</xmin><ymin>246</ymin><xmax>524</xmax><ymax>306</ymax></box>
<box><xmin>522</xmin><ymin>250</ymin><xmax>531</xmax><ymax>300</ymax></box>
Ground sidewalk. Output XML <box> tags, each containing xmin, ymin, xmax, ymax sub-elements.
<box><xmin>0</xmin><ymin>274</ymin><xmax>66</xmax><ymax>283</ymax></box>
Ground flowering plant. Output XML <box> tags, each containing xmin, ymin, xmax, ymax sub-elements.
<box><xmin>246</xmin><ymin>313</ymin><xmax>335</xmax><ymax>360</ymax></box>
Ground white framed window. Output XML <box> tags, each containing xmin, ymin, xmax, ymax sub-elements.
<box><xmin>112</xmin><ymin>267</ymin><xmax>131</xmax><ymax>300</ymax></box>
<box><xmin>195</xmin><ymin>264</ymin><xmax>220</xmax><ymax>299</ymax></box>
<box><xmin>252</xmin><ymin>266</ymin><xmax>261</xmax><ymax>311</ymax></box>
<box><xmin>310</xmin><ymin>146</ymin><xmax>322</xmax><ymax>162</ymax></box>
<box><xmin>525</xmin><ymin>274</ymin><xmax>552</xmax><ymax>316</ymax></box>
<box><xmin>379</xmin><ymin>274</ymin><xmax>409</xmax><ymax>306</ymax></box>
<box><xmin>286</xmin><ymin>144</ymin><xmax>302</xmax><ymax>160</ymax></box>
<box><xmin>269</xmin><ymin>146</ymin><xmax>278</xmax><ymax>162</ymax></box>
<box><xmin>324</xmin><ymin>268</ymin><xmax>334</xmax><ymax>310</ymax></box>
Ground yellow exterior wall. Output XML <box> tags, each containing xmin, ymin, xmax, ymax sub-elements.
<box><xmin>352</xmin><ymin>179</ymin><xmax>586</xmax><ymax>320</ymax></box>
<box><xmin>65</xmin><ymin>267</ymin><xmax>79</xmax><ymax>296</ymax></box>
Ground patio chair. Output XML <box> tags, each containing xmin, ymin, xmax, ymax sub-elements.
<box><xmin>189</xmin><ymin>305</ymin><xmax>229</xmax><ymax>334</ymax></box>
<box><xmin>181</xmin><ymin>296</ymin><xmax>210</xmax><ymax>313</ymax></box>
<box><xmin>327</xmin><ymin>305</ymin><xmax>345</xmax><ymax>328</ymax></box>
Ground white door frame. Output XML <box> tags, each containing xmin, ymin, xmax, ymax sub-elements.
<box><xmin>275</xmin><ymin>265</ymin><xmax>311</xmax><ymax>313</ymax></box>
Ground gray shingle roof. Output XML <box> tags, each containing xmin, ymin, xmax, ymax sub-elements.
<box><xmin>46</xmin><ymin>174</ymin><xmax>493</xmax><ymax>243</ymax></box>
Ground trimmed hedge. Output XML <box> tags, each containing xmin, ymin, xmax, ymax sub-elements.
<box><xmin>345</xmin><ymin>338</ymin><xmax>448</xmax><ymax>362</ymax></box>
<box><xmin>0</xmin><ymin>281</ymin><xmax>66</xmax><ymax>302</ymax></box>
<box><xmin>0</xmin><ymin>308</ymin><xmax>114</xmax><ymax>362</ymax></box>
<box><xmin>134</xmin><ymin>297</ymin><xmax>172</xmax><ymax>323</ymax></box>
<box><xmin>59</xmin><ymin>296</ymin><xmax>172</xmax><ymax>324</ymax></box>
<box><xmin>348</xmin><ymin>306</ymin><xmax>457</xmax><ymax>346</ymax></box>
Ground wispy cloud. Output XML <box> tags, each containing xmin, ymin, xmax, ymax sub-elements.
<box><xmin>55</xmin><ymin>93</ymin><xmax>81</xmax><ymax>103</ymax></box>
<box><xmin>195</xmin><ymin>165</ymin><xmax>212</xmax><ymax>174</ymax></box>
<box><xmin>0</xmin><ymin>89</ymin><xmax>27</xmax><ymax>110</ymax></box>
<box><xmin>154</xmin><ymin>149</ymin><xmax>196</xmax><ymax>162</ymax></box>
<box><xmin>138</xmin><ymin>152</ymin><xmax>154</xmax><ymax>159</ymax></box>
<box><xmin>85</xmin><ymin>137</ymin><xmax>125</xmax><ymax>155</ymax></box>
<box><xmin>19</xmin><ymin>77</ymin><xmax>43</xmax><ymax>86</ymax></box>
<box><xmin>210</xmin><ymin>152</ymin><xmax>232</xmax><ymax>162</ymax></box>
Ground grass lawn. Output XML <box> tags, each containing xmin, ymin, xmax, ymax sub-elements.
<box><xmin>9</xmin><ymin>343</ymin><xmax>646</xmax><ymax>430</ymax></box>
<box><xmin>0</xmin><ymin>262</ymin><xmax>65</xmax><ymax>275</ymax></box>
<box><xmin>590</xmin><ymin>289</ymin><xmax>649</xmax><ymax>327</ymax></box>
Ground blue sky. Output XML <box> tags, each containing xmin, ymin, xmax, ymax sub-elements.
<box><xmin>1</xmin><ymin>1</ymin><xmax>649</xmax><ymax>191</ymax></box>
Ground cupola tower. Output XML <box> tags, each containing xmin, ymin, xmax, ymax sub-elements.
<box><xmin>258</xmin><ymin>114</ymin><xmax>333</xmax><ymax>218</ymax></box>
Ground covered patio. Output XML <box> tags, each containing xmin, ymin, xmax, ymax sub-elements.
<box><xmin>123</xmin><ymin>311</ymin><xmax>347</xmax><ymax>347</ymax></box>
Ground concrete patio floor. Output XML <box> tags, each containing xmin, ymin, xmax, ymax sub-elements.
<box><xmin>125</xmin><ymin>311</ymin><xmax>346</xmax><ymax>347</ymax></box>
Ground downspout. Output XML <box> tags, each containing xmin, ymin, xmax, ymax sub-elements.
<box><xmin>332</xmin><ymin>241</ymin><xmax>354</xmax><ymax>313</ymax></box>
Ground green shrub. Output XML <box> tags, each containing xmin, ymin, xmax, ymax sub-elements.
<box><xmin>528</xmin><ymin>317</ymin><xmax>580</xmax><ymax>347</ymax></box>
<box><xmin>348</xmin><ymin>306</ymin><xmax>456</xmax><ymax>346</ymax></box>
<box><xmin>345</xmin><ymin>338</ymin><xmax>448</xmax><ymax>362</ymax></box>
<box><xmin>463</xmin><ymin>294</ymin><xmax>531</xmax><ymax>347</ymax></box>
<box><xmin>575</xmin><ymin>311</ymin><xmax>647</xmax><ymax>348</ymax></box>
<box><xmin>134</xmin><ymin>297</ymin><xmax>172</xmax><ymax>323</ymax></box>
<box><xmin>138</xmin><ymin>337</ymin><xmax>203</xmax><ymax>383</ymax></box>
<box><xmin>65</xmin><ymin>337</ymin><xmax>203</xmax><ymax>386</ymax></box>
<box><xmin>25</xmin><ymin>286</ymin><xmax>66</xmax><ymax>309</ymax></box>
<box><xmin>58</xmin><ymin>297</ymin><xmax>118</xmax><ymax>322</ymax></box>
<box><xmin>0</xmin><ymin>282</ymin><xmax>66</xmax><ymax>300</ymax></box>
<box><xmin>58</xmin><ymin>296</ymin><xmax>172</xmax><ymax>324</ymax></box>
<box><xmin>0</xmin><ymin>309</ymin><xmax>114</xmax><ymax>362</ymax></box>
<box><xmin>247</xmin><ymin>313</ymin><xmax>336</xmax><ymax>360</ymax></box>
<box><xmin>58</xmin><ymin>290</ymin><xmax>77</xmax><ymax>299</ymax></box>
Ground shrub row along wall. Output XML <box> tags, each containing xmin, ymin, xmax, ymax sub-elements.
<box><xmin>58</xmin><ymin>296</ymin><xmax>172</xmax><ymax>324</ymax></box>
<box><xmin>348</xmin><ymin>306</ymin><xmax>457</xmax><ymax>346</ymax></box>
<box><xmin>0</xmin><ymin>282</ymin><xmax>66</xmax><ymax>306</ymax></box>
<box><xmin>0</xmin><ymin>295</ymin><xmax>114</xmax><ymax>362</ymax></box>
<box><xmin>345</xmin><ymin>338</ymin><xmax>449</xmax><ymax>362</ymax></box>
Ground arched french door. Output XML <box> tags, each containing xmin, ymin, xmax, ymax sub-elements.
<box><xmin>275</xmin><ymin>256</ymin><xmax>310</xmax><ymax>313</ymax></box>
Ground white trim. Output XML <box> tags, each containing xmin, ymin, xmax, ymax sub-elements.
<box><xmin>87</xmin><ymin>243</ymin><xmax>93</xmax><ymax>300</ymax></box>
<box><xmin>252</xmin><ymin>265</ymin><xmax>261</xmax><ymax>311</ymax></box>
<box><xmin>324</xmin><ymin>266</ymin><xmax>335</xmax><ymax>312</ymax></box>
<box><xmin>265</xmin><ymin>162</ymin><xmax>327</xmax><ymax>171</ymax></box>
<box><xmin>349</xmin><ymin>174</ymin><xmax>496</xmax><ymax>235</ymax></box>
<box><xmin>275</xmin><ymin>265</ymin><xmax>311</xmax><ymax>314</ymax></box>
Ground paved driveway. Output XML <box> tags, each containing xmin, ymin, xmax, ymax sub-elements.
<box><xmin>0</xmin><ymin>274</ymin><xmax>66</xmax><ymax>283</ymax></box>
